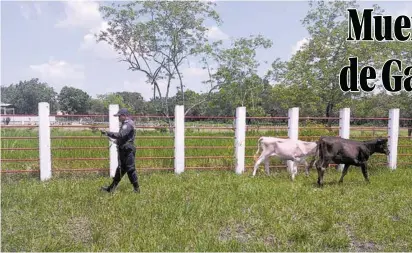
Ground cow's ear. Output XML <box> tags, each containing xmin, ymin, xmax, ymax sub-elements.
<box><xmin>378</xmin><ymin>138</ymin><xmax>388</xmax><ymax>143</ymax></box>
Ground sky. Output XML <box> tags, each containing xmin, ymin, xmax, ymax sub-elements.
<box><xmin>1</xmin><ymin>0</ymin><xmax>412</xmax><ymax>100</ymax></box>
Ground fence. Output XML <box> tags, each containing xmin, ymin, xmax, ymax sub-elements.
<box><xmin>1</xmin><ymin>103</ymin><xmax>411</xmax><ymax>181</ymax></box>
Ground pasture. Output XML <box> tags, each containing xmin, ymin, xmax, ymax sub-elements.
<box><xmin>2</xmin><ymin>169</ymin><xmax>412</xmax><ymax>251</ymax></box>
<box><xmin>3</xmin><ymin>122</ymin><xmax>409</xmax><ymax>171</ymax></box>
<box><xmin>1</xmin><ymin>124</ymin><xmax>412</xmax><ymax>251</ymax></box>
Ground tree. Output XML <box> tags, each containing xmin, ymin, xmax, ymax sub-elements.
<box><xmin>1</xmin><ymin>78</ymin><xmax>57</xmax><ymax>114</ymax></box>
<box><xmin>58</xmin><ymin>86</ymin><xmax>91</xmax><ymax>115</ymax></box>
<box><xmin>89</xmin><ymin>98</ymin><xmax>106</xmax><ymax>114</ymax></box>
<box><xmin>173</xmin><ymin>89</ymin><xmax>204</xmax><ymax>119</ymax></box>
<box><xmin>115</xmin><ymin>91</ymin><xmax>146</xmax><ymax>115</ymax></box>
<box><xmin>258</xmin><ymin>79</ymin><xmax>288</xmax><ymax>117</ymax></box>
<box><xmin>207</xmin><ymin>35</ymin><xmax>273</xmax><ymax>116</ymax></box>
<box><xmin>92</xmin><ymin>91</ymin><xmax>146</xmax><ymax>115</ymax></box>
<box><xmin>267</xmin><ymin>0</ymin><xmax>389</xmax><ymax>125</ymax></box>
<box><xmin>97</xmin><ymin>1</ymin><xmax>221</xmax><ymax>119</ymax></box>
<box><xmin>97</xmin><ymin>93</ymin><xmax>130</xmax><ymax>112</ymax></box>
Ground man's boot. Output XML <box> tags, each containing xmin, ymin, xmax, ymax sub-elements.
<box><xmin>101</xmin><ymin>181</ymin><xmax>118</xmax><ymax>193</ymax></box>
<box><xmin>132</xmin><ymin>182</ymin><xmax>140</xmax><ymax>193</ymax></box>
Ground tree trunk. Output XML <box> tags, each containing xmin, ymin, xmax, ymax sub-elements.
<box><xmin>325</xmin><ymin>102</ymin><xmax>334</xmax><ymax>131</ymax></box>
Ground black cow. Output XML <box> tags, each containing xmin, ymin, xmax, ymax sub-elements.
<box><xmin>315</xmin><ymin>136</ymin><xmax>389</xmax><ymax>187</ymax></box>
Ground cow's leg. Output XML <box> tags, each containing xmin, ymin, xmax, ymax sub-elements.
<box><xmin>264</xmin><ymin>158</ymin><xmax>270</xmax><ymax>175</ymax></box>
<box><xmin>360</xmin><ymin>163</ymin><xmax>370</xmax><ymax>183</ymax></box>
<box><xmin>303</xmin><ymin>160</ymin><xmax>309</xmax><ymax>176</ymax></box>
<box><xmin>286</xmin><ymin>160</ymin><xmax>291</xmax><ymax>174</ymax></box>
<box><xmin>338</xmin><ymin>164</ymin><xmax>350</xmax><ymax>183</ymax></box>
<box><xmin>318</xmin><ymin>167</ymin><xmax>326</xmax><ymax>187</ymax></box>
<box><xmin>252</xmin><ymin>155</ymin><xmax>265</xmax><ymax>176</ymax></box>
<box><xmin>316</xmin><ymin>160</ymin><xmax>327</xmax><ymax>187</ymax></box>
<box><xmin>315</xmin><ymin>160</ymin><xmax>321</xmax><ymax>185</ymax></box>
<box><xmin>291</xmin><ymin>161</ymin><xmax>298</xmax><ymax>181</ymax></box>
<box><xmin>305</xmin><ymin>157</ymin><xmax>316</xmax><ymax>176</ymax></box>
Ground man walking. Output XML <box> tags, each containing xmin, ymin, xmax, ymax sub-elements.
<box><xmin>101</xmin><ymin>108</ymin><xmax>140</xmax><ymax>193</ymax></box>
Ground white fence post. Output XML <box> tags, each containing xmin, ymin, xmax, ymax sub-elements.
<box><xmin>287</xmin><ymin>107</ymin><xmax>299</xmax><ymax>174</ymax></box>
<box><xmin>338</xmin><ymin>108</ymin><xmax>351</xmax><ymax>171</ymax></box>
<box><xmin>288</xmin><ymin>107</ymin><xmax>299</xmax><ymax>140</ymax></box>
<box><xmin>39</xmin><ymin>102</ymin><xmax>51</xmax><ymax>181</ymax></box>
<box><xmin>388</xmin><ymin>108</ymin><xmax>400</xmax><ymax>170</ymax></box>
<box><xmin>235</xmin><ymin>107</ymin><xmax>246</xmax><ymax>174</ymax></box>
<box><xmin>174</xmin><ymin>105</ymin><xmax>185</xmax><ymax>174</ymax></box>
<box><xmin>109</xmin><ymin>104</ymin><xmax>119</xmax><ymax>177</ymax></box>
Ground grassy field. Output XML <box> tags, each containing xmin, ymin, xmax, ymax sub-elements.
<box><xmin>1</xmin><ymin>124</ymin><xmax>410</xmax><ymax>171</ymax></box>
<box><xmin>2</xmin><ymin>168</ymin><xmax>412</xmax><ymax>252</ymax></box>
<box><xmin>1</xmin><ymin>124</ymin><xmax>412</xmax><ymax>251</ymax></box>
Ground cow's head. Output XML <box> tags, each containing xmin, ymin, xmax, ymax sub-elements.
<box><xmin>375</xmin><ymin>138</ymin><xmax>389</xmax><ymax>155</ymax></box>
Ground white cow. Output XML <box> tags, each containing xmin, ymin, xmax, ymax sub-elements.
<box><xmin>252</xmin><ymin>137</ymin><xmax>318</xmax><ymax>180</ymax></box>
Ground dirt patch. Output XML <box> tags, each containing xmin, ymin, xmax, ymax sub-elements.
<box><xmin>344</xmin><ymin>223</ymin><xmax>382</xmax><ymax>252</ymax></box>
<box><xmin>263</xmin><ymin>234</ymin><xmax>283</xmax><ymax>248</ymax></box>
<box><xmin>219</xmin><ymin>223</ymin><xmax>253</xmax><ymax>243</ymax></box>
<box><xmin>218</xmin><ymin>218</ymin><xmax>277</xmax><ymax>247</ymax></box>
<box><xmin>66</xmin><ymin>216</ymin><xmax>93</xmax><ymax>244</ymax></box>
<box><xmin>218</xmin><ymin>225</ymin><xmax>284</xmax><ymax>249</ymax></box>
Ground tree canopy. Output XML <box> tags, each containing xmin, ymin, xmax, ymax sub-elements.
<box><xmin>2</xmin><ymin>0</ymin><xmax>411</xmax><ymax>120</ymax></box>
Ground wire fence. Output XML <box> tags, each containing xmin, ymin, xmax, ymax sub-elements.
<box><xmin>1</xmin><ymin>112</ymin><xmax>412</xmax><ymax>175</ymax></box>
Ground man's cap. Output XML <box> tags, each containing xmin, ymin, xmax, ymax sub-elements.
<box><xmin>114</xmin><ymin>108</ymin><xmax>130</xmax><ymax>116</ymax></box>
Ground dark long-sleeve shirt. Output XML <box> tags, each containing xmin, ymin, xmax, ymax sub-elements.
<box><xmin>106</xmin><ymin>118</ymin><xmax>136</xmax><ymax>150</ymax></box>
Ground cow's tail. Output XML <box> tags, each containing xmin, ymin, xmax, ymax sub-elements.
<box><xmin>254</xmin><ymin>137</ymin><xmax>264</xmax><ymax>161</ymax></box>
<box><xmin>314</xmin><ymin>138</ymin><xmax>324</xmax><ymax>168</ymax></box>
<box><xmin>315</xmin><ymin>140</ymin><xmax>320</xmax><ymax>157</ymax></box>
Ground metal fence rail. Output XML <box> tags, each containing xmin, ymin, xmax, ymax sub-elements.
<box><xmin>1</xmin><ymin>105</ymin><xmax>411</xmax><ymax>180</ymax></box>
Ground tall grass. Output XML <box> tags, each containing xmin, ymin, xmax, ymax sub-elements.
<box><xmin>2</xmin><ymin>169</ymin><xmax>412</xmax><ymax>251</ymax></box>
<box><xmin>1</xmin><ymin>124</ymin><xmax>412</xmax><ymax>251</ymax></box>
<box><xmin>1</xmin><ymin>124</ymin><xmax>411</xmax><ymax>172</ymax></box>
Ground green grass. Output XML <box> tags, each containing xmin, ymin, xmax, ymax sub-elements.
<box><xmin>1</xmin><ymin>124</ymin><xmax>412</xmax><ymax>251</ymax></box>
<box><xmin>3</xmin><ymin>124</ymin><xmax>410</xmax><ymax>172</ymax></box>
<box><xmin>2</xmin><ymin>168</ymin><xmax>412</xmax><ymax>252</ymax></box>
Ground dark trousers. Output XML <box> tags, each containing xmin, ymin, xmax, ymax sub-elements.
<box><xmin>113</xmin><ymin>148</ymin><xmax>139</xmax><ymax>185</ymax></box>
